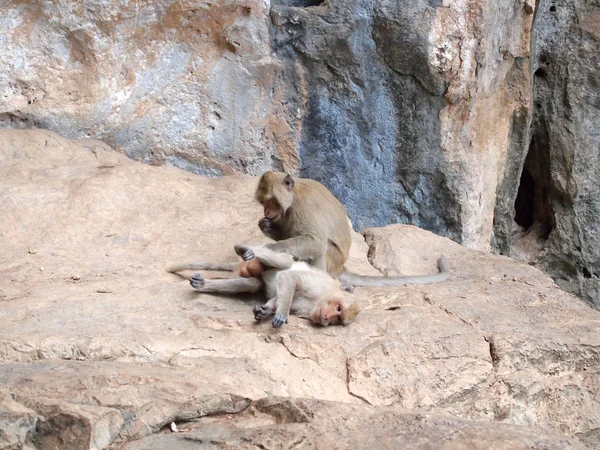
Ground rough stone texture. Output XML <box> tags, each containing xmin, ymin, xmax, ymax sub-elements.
<box><xmin>493</xmin><ymin>0</ymin><xmax>600</xmax><ymax>309</ymax></box>
<box><xmin>122</xmin><ymin>398</ymin><xmax>582</xmax><ymax>450</ymax></box>
<box><xmin>1</xmin><ymin>130</ymin><xmax>599</xmax><ymax>449</ymax></box>
<box><xmin>0</xmin><ymin>0</ymin><xmax>292</xmax><ymax>176</ymax></box>
<box><xmin>0</xmin><ymin>0</ymin><xmax>533</xmax><ymax>239</ymax></box>
<box><xmin>270</xmin><ymin>0</ymin><xmax>533</xmax><ymax>248</ymax></box>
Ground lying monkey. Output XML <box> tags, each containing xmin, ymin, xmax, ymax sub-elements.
<box><xmin>253</xmin><ymin>171</ymin><xmax>450</xmax><ymax>287</ymax></box>
<box><xmin>167</xmin><ymin>244</ymin><xmax>360</xmax><ymax>328</ymax></box>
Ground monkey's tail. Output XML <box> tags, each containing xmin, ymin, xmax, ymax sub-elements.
<box><xmin>166</xmin><ymin>261</ymin><xmax>238</xmax><ymax>273</ymax></box>
<box><xmin>339</xmin><ymin>257</ymin><xmax>449</xmax><ymax>287</ymax></box>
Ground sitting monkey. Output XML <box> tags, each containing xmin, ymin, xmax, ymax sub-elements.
<box><xmin>253</xmin><ymin>171</ymin><xmax>449</xmax><ymax>286</ymax></box>
<box><xmin>167</xmin><ymin>245</ymin><xmax>360</xmax><ymax>328</ymax></box>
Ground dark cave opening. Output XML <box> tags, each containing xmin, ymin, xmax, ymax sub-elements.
<box><xmin>513</xmin><ymin>133</ymin><xmax>555</xmax><ymax>240</ymax></box>
<box><xmin>514</xmin><ymin>166</ymin><xmax>535</xmax><ymax>230</ymax></box>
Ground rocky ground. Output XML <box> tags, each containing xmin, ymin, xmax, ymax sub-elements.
<box><xmin>1</xmin><ymin>129</ymin><xmax>599</xmax><ymax>449</ymax></box>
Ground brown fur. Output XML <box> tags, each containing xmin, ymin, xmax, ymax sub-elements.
<box><xmin>255</xmin><ymin>171</ymin><xmax>449</xmax><ymax>287</ymax></box>
<box><xmin>256</xmin><ymin>171</ymin><xmax>351</xmax><ymax>277</ymax></box>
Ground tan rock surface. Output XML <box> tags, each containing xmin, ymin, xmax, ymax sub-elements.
<box><xmin>1</xmin><ymin>129</ymin><xmax>599</xmax><ymax>449</ymax></box>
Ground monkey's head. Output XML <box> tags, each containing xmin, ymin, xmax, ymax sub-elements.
<box><xmin>311</xmin><ymin>292</ymin><xmax>360</xmax><ymax>326</ymax></box>
<box><xmin>255</xmin><ymin>171</ymin><xmax>295</xmax><ymax>224</ymax></box>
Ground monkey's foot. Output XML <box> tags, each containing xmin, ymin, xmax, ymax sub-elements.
<box><xmin>252</xmin><ymin>304</ymin><xmax>272</xmax><ymax>321</ymax></box>
<box><xmin>272</xmin><ymin>313</ymin><xmax>289</xmax><ymax>328</ymax></box>
<box><xmin>234</xmin><ymin>244</ymin><xmax>255</xmax><ymax>261</ymax></box>
<box><xmin>190</xmin><ymin>273</ymin><xmax>205</xmax><ymax>291</ymax></box>
<box><xmin>258</xmin><ymin>217</ymin><xmax>273</xmax><ymax>234</ymax></box>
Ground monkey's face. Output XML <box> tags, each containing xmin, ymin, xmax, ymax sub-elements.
<box><xmin>255</xmin><ymin>172</ymin><xmax>295</xmax><ymax>223</ymax></box>
<box><xmin>312</xmin><ymin>296</ymin><xmax>345</xmax><ymax>326</ymax></box>
<box><xmin>262</xmin><ymin>197</ymin><xmax>283</xmax><ymax>222</ymax></box>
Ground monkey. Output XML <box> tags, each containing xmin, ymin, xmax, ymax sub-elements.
<box><xmin>253</xmin><ymin>170</ymin><xmax>350</xmax><ymax>277</ymax></box>
<box><xmin>251</xmin><ymin>171</ymin><xmax>450</xmax><ymax>287</ymax></box>
<box><xmin>167</xmin><ymin>244</ymin><xmax>360</xmax><ymax>328</ymax></box>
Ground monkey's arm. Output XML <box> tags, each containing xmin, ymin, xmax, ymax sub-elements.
<box><xmin>263</xmin><ymin>235</ymin><xmax>326</xmax><ymax>267</ymax></box>
<box><xmin>189</xmin><ymin>274</ymin><xmax>263</xmax><ymax>294</ymax></box>
<box><xmin>271</xmin><ymin>271</ymin><xmax>298</xmax><ymax>328</ymax></box>
<box><xmin>166</xmin><ymin>261</ymin><xmax>237</xmax><ymax>273</ymax></box>
<box><xmin>339</xmin><ymin>257</ymin><xmax>450</xmax><ymax>287</ymax></box>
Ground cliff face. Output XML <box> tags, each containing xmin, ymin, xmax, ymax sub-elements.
<box><xmin>521</xmin><ymin>0</ymin><xmax>600</xmax><ymax>306</ymax></box>
<box><xmin>1</xmin><ymin>0</ymin><xmax>598</xmax><ymax>306</ymax></box>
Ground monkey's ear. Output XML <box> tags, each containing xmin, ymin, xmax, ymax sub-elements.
<box><xmin>340</xmin><ymin>284</ymin><xmax>355</xmax><ymax>293</ymax></box>
<box><xmin>283</xmin><ymin>174</ymin><xmax>295</xmax><ymax>191</ymax></box>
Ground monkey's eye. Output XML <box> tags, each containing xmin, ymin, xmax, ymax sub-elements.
<box><xmin>337</xmin><ymin>305</ymin><xmax>342</xmax><ymax>313</ymax></box>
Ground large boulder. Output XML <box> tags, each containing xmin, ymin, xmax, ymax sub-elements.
<box><xmin>494</xmin><ymin>0</ymin><xmax>600</xmax><ymax>309</ymax></box>
<box><xmin>0</xmin><ymin>129</ymin><xmax>598</xmax><ymax>449</ymax></box>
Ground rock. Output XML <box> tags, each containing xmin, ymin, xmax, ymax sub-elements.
<box><xmin>270</xmin><ymin>0</ymin><xmax>533</xmax><ymax>249</ymax></box>
<box><xmin>122</xmin><ymin>398</ymin><xmax>584</xmax><ymax>450</ymax></box>
<box><xmin>32</xmin><ymin>403</ymin><xmax>123</xmax><ymax>450</ymax></box>
<box><xmin>0</xmin><ymin>388</ymin><xmax>38</xmax><ymax>450</ymax></box>
<box><xmin>0</xmin><ymin>0</ymin><xmax>532</xmax><ymax>239</ymax></box>
<box><xmin>494</xmin><ymin>0</ymin><xmax>600</xmax><ymax>309</ymax></box>
<box><xmin>0</xmin><ymin>0</ymin><xmax>290</xmax><ymax>176</ymax></box>
<box><xmin>1</xmin><ymin>129</ymin><xmax>599</xmax><ymax>448</ymax></box>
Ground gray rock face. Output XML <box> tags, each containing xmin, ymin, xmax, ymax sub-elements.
<box><xmin>0</xmin><ymin>0</ymin><xmax>532</xmax><ymax>241</ymax></box>
<box><xmin>523</xmin><ymin>0</ymin><xmax>600</xmax><ymax>306</ymax></box>
<box><xmin>0</xmin><ymin>0</ymin><xmax>288</xmax><ymax>177</ymax></box>
<box><xmin>270</xmin><ymin>1</ymin><xmax>452</xmax><ymax>235</ymax></box>
<box><xmin>268</xmin><ymin>0</ymin><xmax>535</xmax><ymax>248</ymax></box>
<box><xmin>492</xmin><ymin>0</ymin><xmax>600</xmax><ymax>307</ymax></box>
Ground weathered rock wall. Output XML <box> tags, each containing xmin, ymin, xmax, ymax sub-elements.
<box><xmin>0</xmin><ymin>0</ymin><xmax>533</xmax><ymax>239</ymax></box>
<box><xmin>0</xmin><ymin>0</ymin><xmax>290</xmax><ymax>176</ymax></box>
<box><xmin>271</xmin><ymin>0</ymin><xmax>533</xmax><ymax>249</ymax></box>
<box><xmin>492</xmin><ymin>0</ymin><xmax>600</xmax><ymax>307</ymax></box>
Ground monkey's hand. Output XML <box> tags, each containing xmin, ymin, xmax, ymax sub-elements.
<box><xmin>253</xmin><ymin>304</ymin><xmax>272</xmax><ymax>322</ymax></box>
<box><xmin>190</xmin><ymin>273</ymin><xmax>205</xmax><ymax>291</ymax></box>
<box><xmin>234</xmin><ymin>244</ymin><xmax>255</xmax><ymax>261</ymax></box>
<box><xmin>258</xmin><ymin>217</ymin><xmax>273</xmax><ymax>234</ymax></box>
<box><xmin>272</xmin><ymin>313</ymin><xmax>289</xmax><ymax>328</ymax></box>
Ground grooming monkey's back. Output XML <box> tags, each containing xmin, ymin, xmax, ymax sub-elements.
<box><xmin>285</xmin><ymin>178</ymin><xmax>351</xmax><ymax>277</ymax></box>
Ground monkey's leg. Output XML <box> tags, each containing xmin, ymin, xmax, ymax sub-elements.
<box><xmin>234</xmin><ymin>244</ymin><xmax>294</xmax><ymax>270</ymax></box>
<box><xmin>190</xmin><ymin>274</ymin><xmax>263</xmax><ymax>294</ymax></box>
<box><xmin>253</xmin><ymin>297</ymin><xmax>276</xmax><ymax>322</ymax></box>
<box><xmin>271</xmin><ymin>271</ymin><xmax>299</xmax><ymax>328</ymax></box>
<box><xmin>167</xmin><ymin>261</ymin><xmax>237</xmax><ymax>273</ymax></box>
